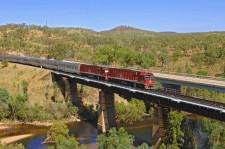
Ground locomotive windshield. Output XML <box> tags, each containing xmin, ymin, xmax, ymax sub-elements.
<box><xmin>144</xmin><ymin>76</ymin><xmax>154</xmax><ymax>80</ymax></box>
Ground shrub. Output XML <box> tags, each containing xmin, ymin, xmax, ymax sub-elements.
<box><xmin>21</xmin><ymin>80</ymin><xmax>29</xmax><ymax>96</ymax></box>
<box><xmin>186</xmin><ymin>66</ymin><xmax>193</xmax><ymax>74</ymax></box>
<box><xmin>66</xmin><ymin>102</ymin><xmax>79</xmax><ymax>117</ymax></box>
<box><xmin>176</xmin><ymin>66</ymin><xmax>182</xmax><ymax>74</ymax></box>
<box><xmin>1</xmin><ymin>60</ymin><xmax>8</xmax><ymax>67</ymax></box>
<box><xmin>196</xmin><ymin>69</ymin><xmax>208</xmax><ymax>76</ymax></box>
<box><xmin>13</xmin><ymin>64</ymin><xmax>17</xmax><ymax>69</ymax></box>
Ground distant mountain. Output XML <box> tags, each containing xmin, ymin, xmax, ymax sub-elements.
<box><xmin>100</xmin><ymin>26</ymin><xmax>156</xmax><ymax>37</ymax></box>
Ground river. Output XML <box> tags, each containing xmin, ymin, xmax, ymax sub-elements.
<box><xmin>0</xmin><ymin>119</ymin><xmax>153</xmax><ymax>149</ymax></box>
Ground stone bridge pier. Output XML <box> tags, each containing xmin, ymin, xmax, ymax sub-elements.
<box><xmin>97</xmin><ymin>90</ymin><xmax>117</xmax><ymax>132</ymax></box>
<box><xmin>152</xmin><ymin>105</ymin><xmax>171</xmax><ymax>149</ymax></box>
<box><xmin>51</xmin><ymin>73</ymin><xmax>81</xmax><ymax>106</ymax></box>
<box><xmin>51</xmin><ymin>73</ymin><xmax>117</xmax><ymax>132</ymax></box>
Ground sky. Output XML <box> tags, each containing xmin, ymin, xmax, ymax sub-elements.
<box><xmin>0</xmin><ymin>0</ymin><xmax>225</xmax><ymax>32</ymax></box>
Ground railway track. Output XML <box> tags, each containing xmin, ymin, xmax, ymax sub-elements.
<box><xmin>152</xmin><ymin>89</ymin><xmax>225</xmax><ymax>111</ymax></box>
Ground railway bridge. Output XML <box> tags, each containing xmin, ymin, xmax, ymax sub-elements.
<box><xmin>1</xmin><ymin>56</ymin><xmax>225</xmax><ymax>148</ymax></box>
<box><xmin>50</xmin><ymin>70</ymin><xmax>225</xmax><ymax>148</ymax></box>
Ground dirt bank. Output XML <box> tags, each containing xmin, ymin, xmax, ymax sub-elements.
<box><xmin>0</xmin><ymin>134</ymin><xmax>33</xmax><ymax>144</ymax></box>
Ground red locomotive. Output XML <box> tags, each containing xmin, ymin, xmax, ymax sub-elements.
<box><xmin>80</xmin><ymin>64</ymin><xmax>155</xmax><ymax>89</ymax></box>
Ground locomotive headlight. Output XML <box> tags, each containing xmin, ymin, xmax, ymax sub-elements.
<box><xmin>105</xmin><ymin>70</ymin><xmax>109</xmax><ymax>73</ymax></box>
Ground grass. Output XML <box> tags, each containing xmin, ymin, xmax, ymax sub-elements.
<box><xmin>0</xmin><ymin>62</ymin><xmax>64</xmax><ymax>106</ymax></box>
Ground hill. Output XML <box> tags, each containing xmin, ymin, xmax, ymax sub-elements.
<box><xmin>0</xmin><ymin>23</ymin><xmax>225</xmax><ymax>77</ymax></box>
<box><xmin>100</xmin><ymin>26</ymin><xmax>156</xmax><ymax>37</ymax></box>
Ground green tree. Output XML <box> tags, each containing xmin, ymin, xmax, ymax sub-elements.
<box><xmin>202</xmin><ymin>118</ymin><xmax>225</xmax><ymax>148</ymax></box>
<box><xmin>172</xmin><ymin>50</ymin><xmax>183</xmax><ymax>63</ymax></box>
<box><xmin>8</xmin><ymin>94</ymin><xmax>27</xmax><ymax>120</ymax></box>
<box><xmin>191</xmin><ymin>52</ymin><xmax>203</xmax><ymax>68</ymax></box>
<box><xmin>115</xmin><ymin>98</ymin><xmax>146</xmax><ymax>123</ymax></box>
<box><xmin>149</xmin><ymin>107</ymin><xmax>154</xmax><ymax>118</ymax></box>
<box><xmin>204</xmin><ymin>45</ymin><xmax>220</xmax><ymax>66</ymax></box>
<box><xmin>137</xmin><ymin>143</ymin><xmax>154</xmax><ymax>149</ymax></box>
<box><xmin>49</xmin><ymin>41</ymin><xmax>73</xmax><ymax>60</ymax></box>
<box><xmin>135</xmin><ymin>52</ymin><xmax>156</xmax><ymax>68</ymax></box>
<box><xmin>97</xmin><ymin>127</ymin><xmax>134</xmax><ymax>149</ymax></box>
<box><xmin>93</xmin><ymin>46</ymin><xmax>114</xmax><ymax>65</ymax></box>
<box><xmin>118</xmin><ymin>49</ymin><xmax>136</xmax><ymax>67</ymax></box>
<box><xmin>129</xmin><ymin>98</ymin><xmax>146</xmax><ymax>115</ymax></box>
<box><xmin>0</xmin><ymin>143</ymin><xmax>25</xmax><ymax>149</ymax></box>
<box><xmin>0</xmin><ymin>88</ymin><xmax>9</xmax><ymax>119</ymax></box>
<box><xmin>50</xmin><ymin>134</ymin><xmax>79</xmax><ymax>149</ymax></box>
<box><xmin>159</xmin><ymin>143</ymin><xmax>166</xmax><ymax>149</ymax></box>
<box><xmin>158</xmin><ymin>48</ymin><xmax>169</xmax><ymax>67</ymax></box>
<box><xmin>183</xmin><ymin>126</ymin><xmax>197</xmax><ymax>149</ymax></box>
<box><xmin>47</xmin><ymin>122</ymin><xmax>86</xmax><ymax>149</ymax></box>
<box><xmin>165</xmin><ymin>111</ymin><xmax>184</xmax><ymax>148</ymax></box>
<box><xmin>47</xmin><ymin>122</ymin><xmax>69</xmax><ymax>142</ymax></box>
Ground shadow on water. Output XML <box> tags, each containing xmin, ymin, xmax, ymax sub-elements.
<box><xmin>118</xmin><ymin>119</ymin><xmax>153</xmax><ymax>147</ymax></box>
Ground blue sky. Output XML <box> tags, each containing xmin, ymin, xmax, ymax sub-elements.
<box><xmin>1</xmin><ymin>0</ymin><xmax>225</xmax><ymax>32</ymax></box>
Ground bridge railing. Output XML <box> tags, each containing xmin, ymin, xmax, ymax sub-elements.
<box><xmin>157</xmin><ymin>87</ymin><xmax>219</xmax><ymax>102</ymax></box>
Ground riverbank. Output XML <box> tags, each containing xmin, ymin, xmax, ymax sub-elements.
<box><xmin>0</xmin><ymin>117</ymin><xmax>81</xmax><ymax>127</ymax></box>
<box><xmin>1</xmin><ymin>134</ymin><xmax>33</xmax><ymax>144</ymax></box>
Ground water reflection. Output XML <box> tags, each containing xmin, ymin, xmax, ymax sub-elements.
<box><xmin>1</xmin><ymin>119</ymin><xmax>153</xmax><ymax>149</ymax></box>
<box><xmin>13</xmin><ymin>121</ymin><xmax>98</xmax><ymax>149</ymax></box>
<box><xmin>67</xmin><ymin>121</ymin><xmax>98</xmax><ymax>145</ymax></box>
<box><xmin>118</xmin><ymin>119</ymin><xmax>153</xmax><ymax>145</ymax></box>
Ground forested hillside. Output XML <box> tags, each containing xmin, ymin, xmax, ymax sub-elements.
<box><xmin>0</xmin><ymin>23</ymin><xmax>225</xmax><ymax>76</ymax></box>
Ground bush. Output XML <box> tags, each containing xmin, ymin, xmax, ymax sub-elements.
<box><xmin>196</xmin><ymin>69</ymin><xmax>208</xmax><ymax>76</ymax></box>
<box><xmin>66</xmin><ymin>102</ymin><xmax>79</xmax><ymax>117</ymax></box>
<box><xmin>186</xmin><ymin>66</ymin><xmax>193</xmax><ymax>74</ymax></box>
<box><xmin>176</xmin><ymin>66</ymin><xmax>182</xmax><ymax>74</ymax></box>
<box><xmin>21</xmin><ymin>80</ymin><xmax>29</xmax><ymax>97</ymax></box>
<box><xmin>47</xmin><ymin>103</ymin><xmax>68</xmax><ymax>120</ymax></box>
<box><xmin>1</xmin><ymin>60</ymin><xmax>8</xmax><ymax>67</ymax></box>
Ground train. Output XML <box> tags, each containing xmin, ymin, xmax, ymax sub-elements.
<box><xmin>0</xmin><ymin>55</ymin><xmax>155</xmax><ymax>89</ymax></box>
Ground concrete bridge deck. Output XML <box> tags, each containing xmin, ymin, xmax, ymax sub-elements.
<box><xmin>154</xmin><ymin>72</ymin><xmax>225</xmax><ymax>93</ymax></box>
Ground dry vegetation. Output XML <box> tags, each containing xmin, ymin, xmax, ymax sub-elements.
<box><xmin>0</xmin><ymin>62</ymin><xmax>126</xmax><ymax>107</ymax></box>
